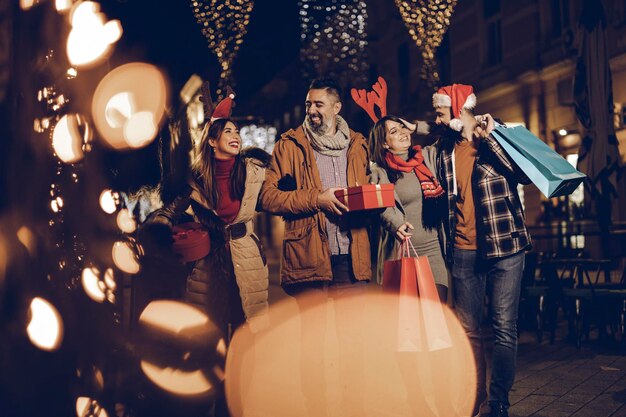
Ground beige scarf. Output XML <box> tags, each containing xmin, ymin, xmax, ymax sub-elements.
<box><xmin>303</xmin><ymin>115</ymin><xmax>351</xmax><ymax>157</ymax></box>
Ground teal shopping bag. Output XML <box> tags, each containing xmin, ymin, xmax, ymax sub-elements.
<box><xmin>491</xmin><ymin>126</ymin><xmax>586</xmax><ymax>198</ymax></box>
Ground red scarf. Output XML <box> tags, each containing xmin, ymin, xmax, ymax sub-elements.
<box><xmin>384</xmin><ymin>146</ymin><xmax>445</xmax><ymax>199</ymax></box>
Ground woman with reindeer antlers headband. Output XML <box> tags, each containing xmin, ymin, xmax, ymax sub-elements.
<box><xmin>353</xmin><ymin>77</ymin><xmax>449</xmax><ymax>303</ymax></box>
<box><xmin>148</xmin><ymin>83</ymin><xmax>271</xmax><ymax>338</ymax></box>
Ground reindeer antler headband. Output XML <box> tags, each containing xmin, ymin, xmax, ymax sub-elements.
<box><xmin>198</xmin><ymin>81</ymin><xmax>235</xmax><ymax>122</ymax></box>
<box><xmin>350</xmin><ymin>76</ymin><xmax>388</xmax><ymax>122</ymax></box>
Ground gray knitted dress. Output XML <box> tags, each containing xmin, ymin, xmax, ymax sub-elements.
<box><xmin>371</xmin><ymin>148</ymin><xmax>449</xmax><ymax>287</ymax></box>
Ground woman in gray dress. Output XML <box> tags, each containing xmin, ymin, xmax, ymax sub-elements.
<box><xmin>369</xmin><ymin>115</ymin><xmax>449</xmax><ymax>302</ymax></box>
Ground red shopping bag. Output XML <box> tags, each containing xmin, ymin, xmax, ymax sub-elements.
<box><xmin>382</xmin><ymin>238</ymin><xmax>452</xmax><ymax>352</ymax></box>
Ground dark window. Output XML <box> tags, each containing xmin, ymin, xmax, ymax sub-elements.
<box><xmin>483</xmin><ymin>0</ymin><xmax>501</xmax><ymax>18</ymax></box>
<box><xmin>486</xmin><ymin>20</ymin><xmax>503</xmax><ymax>66</ymax></box>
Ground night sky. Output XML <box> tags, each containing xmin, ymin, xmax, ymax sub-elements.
<box><xmin>104</xmin><ymin>0</ymin><xmax>301</xmax><ymax>102</ymax></box>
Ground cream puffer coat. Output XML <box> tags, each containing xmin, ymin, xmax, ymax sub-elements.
<box><xmin>151</xmin><ymin>153</ymin><xmax>269</xmax><ymax>323</ymax></box>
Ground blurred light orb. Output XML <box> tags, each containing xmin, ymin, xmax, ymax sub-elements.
<box><xmin>81</xmin><ymin>267</ymin><xmax>105</xmax><ymax>303</ymax></box>
<box><xmin>20</xmin><ymin>0</ymin><xmax>38</xmax><ymax>10</ymax></box>
<box><xmin>226</xmin><ymin>292</ymin><xmax>476</xmax><ymax>417</ymax></box>
<box><xmin>27</xmin><ymin>297</ymin><xmax>64</xmax><ymax>351</ymax></box>
<box><xmin>75</xmin><ymin>397</ymin><xmax>108</xmax><ymax>417</ymax></box>
<box><xmin>116</xmin><ymin>209</ymin><xmax>137</xmax><ymax>233</ymax></box>
<box><xmin>17</xmin><ymin>226</ymin><xmax>37</xmax><ymax>256</ymax></box>
<box><xmin>67</xmin><ymin>2</ymin><xmax>122</xmax><ymax>68</ymax></box>
<box><xmin>112</xmin><ymin>241</ymin><xmax>140</xmax><ymax>274</ymax></box>
<box><xmin>104</xmin><ymin>268</ymin><xmax>116</xmax><ymax>291</ymax></box>
<box><xmin>99</xmin><ymin>189</ymin><xmax>118</xmax><ymax>214</ymax></box>
<box><xmin>123</xmin><ymin>111</ymin><xmax>158</xmax><ymax>148</ymax></box>
<box><xmin>56</xmin><ymin>0</ymin><xmax>72</xmax><ymax>12</ymax></box>
<box><xmin>52</xmin><ymin>114</ymin><xmax>92</xmax><ymax>164</ymax></box>
<box><xmin>92</xmin><ymin>63</ymin><xmax>167</xmax><ymax>150</ymax></box>
<box><xmin>140</xmin><ymin>361</ymin><xmax>214</xmax><ymax>397</ymax></box>
<box><xmin>138</xmin><ymin>300</ymin><xmax>225</xmax><ymax>398</ymax></box>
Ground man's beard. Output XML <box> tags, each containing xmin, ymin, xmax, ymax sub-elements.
<box><xmin>307</xmin><ymin>114</ymin><xmax>330</xmax><ymax>135</ymax></box>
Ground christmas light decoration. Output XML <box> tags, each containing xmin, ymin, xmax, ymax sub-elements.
<box><xmin>395</xmin><ymin>0</ymin><xmax>457</xmax><ymax>86</ymax></box>
<box><xmin>190</xmin><ymin>0</ymin><xmax>254</xmax><ymax>92</ymax></box>
<box><xmin>298</xmin><ymin>0</ymin><xmax>369</xmax><ymax>86</ymax></box>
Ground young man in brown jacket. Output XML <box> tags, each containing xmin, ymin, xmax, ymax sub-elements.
<box><xmin>260</xmin><ymin>77</ymin><xmax>371</xmax><ymax>415</ymax></box>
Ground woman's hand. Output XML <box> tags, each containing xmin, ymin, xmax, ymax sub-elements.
<box><xmin>396</xmin><ymin>222</ymin><xmax>414</xmax><ymax>241</ymax></box>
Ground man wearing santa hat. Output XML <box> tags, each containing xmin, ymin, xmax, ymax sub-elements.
<box><xmin>432</xmin><ymin>84</ymin><xmax>532</xmax><ymax>417</ymax></box>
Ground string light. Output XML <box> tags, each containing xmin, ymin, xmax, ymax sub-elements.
<box><xmin>395</xmin><ymin>0</ymin><xmax>457</xmax><ymax>87</ymax></box>
<box><xmin>298</xmin><ymin>0</ymin><xmax>369</xmax><ymax>87</ymax></box>
<box><xmin>190</xmin><ymin>0</ymin><xmax>253</xmax><ymax>93</ymax></box>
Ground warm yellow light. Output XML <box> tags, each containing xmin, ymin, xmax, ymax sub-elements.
<box><xmin>17</xmin><ymin>226</ymin><xmax>36</xmax><ymax>257</ymax></box>
<box><xmin>140</xmin><ymin>360</ymin><xmax>214</xmax><ymax>396</ymax></box>
<box><xmin>20</xmin><ymin>0</ymin><xmax>38</xmax><ymax>10</ymax></box>
<box><xmin>112</xmin><ymin>241</ymin><xmax>140</xmax><ymax>274</ymax></box>
<box><xmin>104</xmin><ymin>268</ymin><xmax>116</xmax><ymax>291</ymax></box>
<box><xmin>52</xmin><ymin>114</ymin><xmax>91</xmax><ymax>164</ymax></box>
<box><xmin>123</xmin><ymin>111</ymin><xmax>158</xmax><ymax>148</ymax></box>
<box><xmin>75</xmin><ymin>397</ymin><xmax>108</xmax><ymax>417</ymax></box>
<box><xmin>226</xmin><ymin>291</ymin><xmax>476</xmax><ymax>417</ymax></box>
<box><xmin>81</xmin><ymin>267</ymin><xmax>106</xmax><ymax>303</ymax></box>
<box><xmin>92</xmin><ymin>63</ymin><xmax>167</xmax><ymax>150</ymax></box>
<box><xmin>116</xmin><ymin>209</ymin><xmax>137</xmax><ymax>233</ymax></box>
<box><xmin>55</xmin><ymin>0</ymin><xmax>72</xmax><ymax>12</ymax></box>
<box><xmin>99</xmin><ymin>189</ymin><xmax>117</xmax><ymax>214</ymax></box>
<box><xmin>66</xmin><ymin>2</ymin><xmax>122</xmax><ymax>68</ymax></box>
<box><xmin>27</xmin><ymin>297</ymin><xmax>64</xmax><ymax>351</ymax></box>
<box><xmin>139</xmin><ymin>300</ymin><xmax>210</xmax><ymax>334</ymax></box>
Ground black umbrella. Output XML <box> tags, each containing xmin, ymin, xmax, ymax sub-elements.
<box><xmin>574</xmin><ymin>0</ymin><xmax>619</xmax><ymax>210</ymax></box>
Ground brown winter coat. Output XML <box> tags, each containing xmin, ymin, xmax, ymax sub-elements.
<box><xmin>259</xmin><ymin>125</ymin><xmax>372</xmax><ymax>285</ymax></box>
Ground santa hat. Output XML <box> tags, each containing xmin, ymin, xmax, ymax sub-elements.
<box><xmin>432</xmin><ymin>84</ymin><xmax>477</xmax><ymax>131</ymax></box>
<box><xmin>210</xmin><ymin>93</ymin><xmax>235</xmax><ymax>122</ymax></box>
<box><xmin>199</xmin><ymin>81</ymin><xmax>236</xmax><ymax>122</ymax></box>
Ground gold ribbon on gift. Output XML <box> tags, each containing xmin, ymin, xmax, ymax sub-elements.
<box><xmin>339</xmin><ymin>184</ymin><xmax>384</xmax><ymax>209</ymax></box>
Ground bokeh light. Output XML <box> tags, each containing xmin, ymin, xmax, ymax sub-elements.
<box><xmin>226</xmin><ymin>291</ymin><xmax>476</xmax><ymax>417</ymax></box>
<box><xmin>56</xmin><ymin>0</ymin><xmax>73</xmax><ymax>12</ymax></box>
<box><xmin>116</xmin><ymin>209</ymin><xmax>137</xmax><ymax>233</ymax></box>
<box><xmin>27</xmin><ymin>297</ymin><xmax>64</xmax><ymax>351</ymax></box>
<box><xmin>75</xmin><ymin>397</ymin><xmax>108</xmax><ymax>417</ymax></box>
<box><xmin>67</xmin><ymin>2</ymin><xmax>122</xmax><ymax>67</ymax></box>
<box><xmin>16</xmin><ymin>226</ymin><xmax>36</xmax><ymax>257</ymax></box>
<box><xmin>92</xmin><ymin>63</ymin><xmax>167</xmax><ymax>150</ymax></box>
<box><xmin>81</xmin><ymin>267</ymin><xmax>106</xmax><ymax>303</ymax></box>
<box><xmin>138</xmin><ymin>300</ymin><xmax>225</xmax><ymax>398</ymax></box>
<box><xmin>111</xmin><ymin>241</ymin><xmax>140</xmax><ymax>274</ymax></box>
<box><xmin>52</xmin><ymin>114</ymin><xmax>91</xmax><ymax>164</ymax></box>
<box><xmin>99</xmin><ymin>189</ymin><xmax>118</xmax><ymax>214</ymax></box>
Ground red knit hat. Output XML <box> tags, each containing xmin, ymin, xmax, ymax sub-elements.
<box><xmin>432</xmin><ymin>84</ymin><xmax>477</xmax><ymax>131</ymax></box>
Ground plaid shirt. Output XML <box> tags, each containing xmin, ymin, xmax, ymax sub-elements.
<box><xmin>438</xmin><ymin>134</ymin><xmax>532</xmax><ymax>260</ymax></box>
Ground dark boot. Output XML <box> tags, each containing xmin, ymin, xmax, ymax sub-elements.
<box><xmin>488</xmin><ymin>402</ymin><xmax>509</xmax><ymax>417</ymax></box>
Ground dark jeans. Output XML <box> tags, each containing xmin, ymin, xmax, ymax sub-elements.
<box><xmin>452</xmin><ymin>248</ymin><xmax>525</xmax><ymax>410</ymax></box>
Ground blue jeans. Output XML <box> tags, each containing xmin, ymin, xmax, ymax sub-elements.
<box><xmin>452</xmin><ymin>248</ymin><xmax>525</xmax><ymax>410</ymax></box>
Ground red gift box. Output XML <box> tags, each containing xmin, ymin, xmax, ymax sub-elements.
<box><xmin>334</xmin><ymin>184</ymin><xmax>395</xmax><ymax>211</ymax></box>
<box><xmin>172</xmin><ymin>222</ymin><xmax>211</xmax><ymax>263</ymax></box>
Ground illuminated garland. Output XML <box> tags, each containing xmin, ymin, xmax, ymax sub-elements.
<box><xmin>190</xmin><ymin>0</ymin><xmax>254</xmax><ymax>93</ymax></box>
<box><xmin>395</xmin><ymin>0</ymin><xmax>457</xmax><ymax>87</ymax></box>
<box><xmin>298</xmin><ymin>0</ymin><xmax>368</xmax><ymax>86</ymax></box>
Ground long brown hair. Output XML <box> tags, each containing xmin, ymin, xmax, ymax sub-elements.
<box><xmin>193</xmin><ymin>118</ymin><xmax>246</xmax><ymax>208</ymax></box>
<box><xmin>369</xmin><ymin>115</ymin><xmax>416</xmax><ymax>184</ymax></box>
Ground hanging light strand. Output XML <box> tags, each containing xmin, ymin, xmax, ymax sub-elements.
<box><xmin>395</xmin><ymin>0</ymin><xmax>457</xmax><ymax>87</ymax></box>
<box><xmin>190</xmin><ymin>0</ymin><xmax>254</xmax><ymax>94</ymax></box>
<box><xmin>298</xmin><ymin>0</ymin><xmax>369</xmax><ymax>87</ymax></box>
